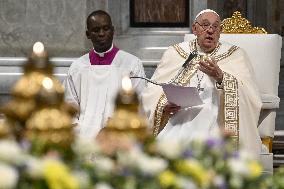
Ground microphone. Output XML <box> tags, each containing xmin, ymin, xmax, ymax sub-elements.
<box><xmin>130</xmin><ymin>50</ymin><xmax>198</xmax><ymax>86</ymax></box>
<box><xmin>182</xmin><ymin>50</ymin><xmax>198</xmax><ymax>68</ymax></box>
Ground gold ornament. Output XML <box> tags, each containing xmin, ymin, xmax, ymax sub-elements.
<box><xmin>97</xmin><ymin>76</ymin><xmax>149</xmax><ymax>153</ymax></box>
<box><xmin>24</xmin><ymin>74</ymin><xmax>75</xmax><ymax>148</ymax></box>
<box><xmin>1</xmin><ymin>98</ymin><xmax>36</xmax><ymax>122</ymax></box>
<box><xmin>0</xmin><ymin>42</ymin><xmax>77</xmax><ymax>153</ymax></box>
<box><xmin>25</xmin><ymin>108</ymin><xmax>74</xmax><ymax>148</ymax></box>
<box><xmin>1</xmin><ymin>42</ymin><xmax>56</xmax><ymax>123</ymax></box>
<box><xmin>0</xmin><ymin>118</ymin><xmax>11</xmax><ymax>139</ymax></box>
<box><xmin>221</xmin><ymin>11</ymin><xmax>267</xmax><ymax>34</ymax></box>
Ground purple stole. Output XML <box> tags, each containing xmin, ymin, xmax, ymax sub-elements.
<box><xmin>89</xmin><ymin>46</ymin><xmax>119</xmax><ymax>65</ymax></box>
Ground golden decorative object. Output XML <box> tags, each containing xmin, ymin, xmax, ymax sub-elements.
<box><xmin>1</xmin><ymin>42</ymin><xmax>57</xmax><ymax>123</ymax></box>
<box><xmin>0</xmin><ymin>119</ymin><xmax>11</xmax><ymax>139</ymax></box>
<box><xmin>24</xmin><ymin>73</ymin><xmax>73</xmax><ymax>144</ymax></box>
<box><xmin>105</xmin><ymin>76</ymin><xmax>148</xmax><ymax>134</ymax></box>
<box><xmin>24</xmin><ymin>41</ymin><xmax>53</xmax><ymax>75</ymax></box>
<box><xmin>0</xmin><ymin>42</ymin><xmax>77</xmax><ymax>152</ymax></box>
<box><xmin>261</xmin><ymin>137</ymin><xmax>273</xmax><ymax>153</ymax></box>
<box><xmin>25</xmin><ymin>108</ymin><xmax>74</xmax><ymax>147</ymax></box>
<box><xmin>34</xmin><ymin>76</ymin><xmax>65</xmax><ymax>106</ymax></box>
<box><xmin>97</xmin><ymin>76</ymin><xmax>149</xmax><ymax>152</ymax></box>
<box><xmin>1</xmin><ymin>98</ymin><xmax>36</xmax><ymax>122</ymax></box>
<box><xmin>221</xmin><ymin>11</ymin><xmax>267</xmax><ymax>34</ymax></box>
<box><xmin>60</xmin><ymin>103</ymin><xmax>78</xmax><ymax>118</ymax></box>
<box><xmin>12</xmin><ymin>72</ymin><xmax>63</xmax><ymax>99</ymax></box>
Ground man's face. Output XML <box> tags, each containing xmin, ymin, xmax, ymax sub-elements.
<box><xmin>192</xmin><ymin>12</ymin><xmax>221</xmax><ymax>53</ymax></box>
<box><xmin>86</xmin><ymin>14</ymin><xmax>114</xmax><ymax>53</ymax></box>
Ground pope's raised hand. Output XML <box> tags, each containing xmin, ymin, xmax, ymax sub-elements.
<box><xmin>198</xmin><ymin>57</ymin><xmax>223</xmax><ymax>83</ymax></box>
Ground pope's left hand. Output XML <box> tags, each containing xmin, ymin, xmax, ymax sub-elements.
<box><xmin>199</xmin><ymin>57</ymin><xmax>223</xmax><ymax>83</ymax></box>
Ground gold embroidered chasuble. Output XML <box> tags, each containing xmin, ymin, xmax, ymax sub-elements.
<box><xmin>141</xmin><ymin>39</ymin><xmax>262</xmax><ymax>154</ymax></box>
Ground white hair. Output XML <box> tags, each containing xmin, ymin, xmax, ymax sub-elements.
<box><xmin>194</xmin><ymin>9</ymin><xmax>220</xmax><ymax>21</ymax></box>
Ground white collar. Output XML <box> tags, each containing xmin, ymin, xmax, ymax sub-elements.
<box><xmin>93</xmin><ymin>43</ymin><xmax>114</xmax><ymax>57</ymax></box>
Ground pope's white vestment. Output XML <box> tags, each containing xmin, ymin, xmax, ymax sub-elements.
<box><xmin>141</xmin><ymin>39</ymin><xmax>262</xmax><ymax>156</ymax></box>
<box><xmin>64</xmin><ymin>50</ymin><xmax>146</xmax><ymax>140</ymax></box>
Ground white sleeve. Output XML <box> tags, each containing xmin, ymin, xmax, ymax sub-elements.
<box><xmin>131</xmin><ymin>59</ymin><xmax>146</xmax><ymax>95</ymax></box>
<box><xmin>63</xmin><ymin>70</ymin><xmax>80</xmax><ymax>123</ymax></box>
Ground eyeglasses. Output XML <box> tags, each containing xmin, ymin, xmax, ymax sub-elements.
<box><xmin>195</xmin><ymin>22</ymin><xmax>220</xmax><ymax>32</ymax></box>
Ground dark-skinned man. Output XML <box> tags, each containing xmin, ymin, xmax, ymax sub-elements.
<box><xmin>64</xmin><ymin>10</ymin><xmax>146</xmax><ymax>140</ymax></box>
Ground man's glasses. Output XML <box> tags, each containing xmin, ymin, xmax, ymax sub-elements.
<box><xmin>195</xmin><ymin>22</ymin><xmax>221</xmax><ymax>32</ymax></box>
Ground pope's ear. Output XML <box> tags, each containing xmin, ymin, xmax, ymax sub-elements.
<box><xmin>191</xmin><ymin>23</ymin><xmax>197</xmax><ymax>35</ymax></box>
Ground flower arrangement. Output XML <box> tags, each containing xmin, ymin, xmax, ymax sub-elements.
<box><xmin>83</xmin><ymin>134</ymin><xmax>268</xmax><ymax>189</ymax></box>
<box><xmin>1</xmin><ymin>132</ymin><xmax>284</xmax><ymax>189</ymax></box>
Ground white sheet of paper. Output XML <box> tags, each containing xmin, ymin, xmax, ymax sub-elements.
<box><xmin>162</xmin><ymin>84</ymin><xmax>203</xmax><ymax>108</ymax></box>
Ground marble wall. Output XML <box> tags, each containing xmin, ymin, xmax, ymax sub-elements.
<box><xmin>0</xmin><ymin>0</ymin><xmax>206</xmax><ymax>57</ymax></box>
<box><xmin>0</xmin><ymin>0</ymin><xmax>88</xmax><ymax>57</ymax></box>
<box><xmin>132</xmin><ymin>0</ymin><xmax>187</xmax><ymax>23</ymax></box>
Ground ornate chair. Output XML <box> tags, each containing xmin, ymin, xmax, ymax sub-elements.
<box><xmin>185</xmin><ymin>11</ymin><xmax>282</xmax><ymax>173</ymax></box>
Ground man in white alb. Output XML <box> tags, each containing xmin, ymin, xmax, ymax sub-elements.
<box><xmin>64</xmin><ymin>10</ymin><xmax>146</xmax><ymax>140</ymax></box>
<box><xmin>141</xmin><ymin>9</ymin><xmax>262</xmax><ymax>156</ymax></box>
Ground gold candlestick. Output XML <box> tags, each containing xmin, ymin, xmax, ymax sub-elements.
<box><xmin>96</xmin><ymin>76</ymin><xmax>149</xmax><ymax>154</ymax></box>
<box><xmin>0</xmin><ymin>42</ymin><xmax>77</xmax><ymax>155</ymax></box>
<box><xmin>0</xmin><ymin>118</ymin><xmax>11</xmax><ymax>139</ymax></box>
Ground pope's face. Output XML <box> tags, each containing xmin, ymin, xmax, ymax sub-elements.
<box><xmin>192</xmin><ymin>12</ymin><xmax>221</xmax><ymax>53</ymax></box>
<box><xmin>86</xmin><ymin>14</ymin><xmax>114</xmax><ymax>53</ymax></box>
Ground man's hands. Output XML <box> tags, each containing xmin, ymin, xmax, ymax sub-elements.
<box><xmin>198</xmin><ymin>57</ymin><xmax>223</xmax><ymax>83</ymax></box>
<box><xmin>163</xmin><ymin>102</ymin><xmax>181</xmax><ymax>117</ymax></box>
<box><xmin>163</xmin><ymin>57</ymin><xmax>223</xmax><ymax>118</ymax></box>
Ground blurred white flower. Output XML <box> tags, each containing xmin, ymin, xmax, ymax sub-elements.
<box><xmin>156</xmin><ymin>139</ymin><xmax>183</xmax><ymax>159</ymax></box>
<box><xmin>177</xmin><ymin>176</ymin><xmax>197</xmax><ymax>189</ymax></box>
<box><xmin>117</xmin><ymin>146</ymin><xmax>167</xmax><ymax>174</ymax></box>
<box><xmin>0</xmin><ymin>163</ymin><xmax>18</xmax><ymax>189</ymax></box>
<box><xmin>137</xmin><ymin>156</ymin><xmax>168</xmax><ymax>175</ymax></box>
<box><xmin>239</xmin><ymin>149</ymin><xmax>255</xmax><ymax>161</ymax></box>
<box><xmin>94</xmin><ymin>156</ymin><xmax>115</xmax><ymax>173</ymax></box>
<box><xmin>73</xmin><ymin>170</ymin><xmax>90</xmax><ymax>189</ymax></box>
<box><xmin>117</xmin><ymin>146</ymin><xmax>144</xmax><ymax>167</ymax></box>
<box><xmin>213</xmin><ymin>175</ymin><xmax>225</xmax><ymax>188</ymax></box>
<box><xmin>94</xmin><ymin>182</ymin><xmax>113</xmax><ymax>189</ymax></box>
<box><xmin>25</xmin><ymin>156</ymin><xmax>44</xmax><ymax>178</ymax></box>
<box><xmin>228</xmin><ymin>158</ymin><xmax>249</xmax><ymax>176</ymax></box>
<box><xmin>229</xmin><ymin>175</ymin><xmax>243</xmax><ymax>189</ymax></box>
<box><xmin>72</xmin><ymin>137</ymin><xmax>101</xmax><ymax>156</ymax></box>
<box><xmin>0</xmin><ymin>140</ymin><xmax>23</xmax><ymax>164</ymax></box>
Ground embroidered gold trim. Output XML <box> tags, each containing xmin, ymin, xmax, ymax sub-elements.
<box><xmin>153</xmin><ymin>94</ymin><xmax>167</xmax><ymax>136</ymax></box>
<box><xmin>223</xmin><ymin>72</ymin><xmax>239</xmax><ymax>148</ymax></box>
<box><xmin>173</xmin><ymin>44</ymin><xmax>188</xmax><ymax>59</ymax></box>
<box><xmin>189</xmin><ymin>40</ymin><xmax>196</xmax><ymax>52</ymax></box>
<box><xmin>215</xmin><ymin>46</ymin><xmax>239</xmax><ymax>61</ymax></box>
